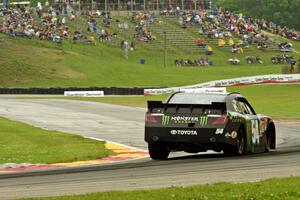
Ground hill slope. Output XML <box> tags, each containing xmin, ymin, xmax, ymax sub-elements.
<box><xmin>0</xmin><ymin>15</ymin><xmax>299</xmax><ymax>88</ymax></box>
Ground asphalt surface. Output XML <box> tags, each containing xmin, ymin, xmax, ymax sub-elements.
<box><xmin>0</xmin><ymin>97</ymin><xmax>299</xmax><ymax>199</ymax></box>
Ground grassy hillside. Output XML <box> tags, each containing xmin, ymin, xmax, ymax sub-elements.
<box><xmin>0</xmin><ymin>15</ymin><xmax>299</xmax><ymax>88</ymax></box>
<box><xmin>0</xmin><ymin>33</ymin><xmax>282</xmax><ymax>88</ymax></box>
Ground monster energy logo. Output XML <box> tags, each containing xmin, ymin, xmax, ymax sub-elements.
<box><xmin>162</xmin><ymin>116</ymin><xmax>170</xmax><ymax>126</ymax></box>
<box><xmin>199</xmin><ymin>116</ymin><xmax>208</xmax><ymax>127</ymax></box>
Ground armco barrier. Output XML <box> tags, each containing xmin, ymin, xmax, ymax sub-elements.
<box><xmin>0</xmin><ymin>87</ymin><xmax>154</xmax><ymax>95</ymax></box>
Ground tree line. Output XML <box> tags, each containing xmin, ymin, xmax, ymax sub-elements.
<box><xmin>215</xmin><ymin>0</ymin><xmax>300</xmax><ymax>30</ymax></box>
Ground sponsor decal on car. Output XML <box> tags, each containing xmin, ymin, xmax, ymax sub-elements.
<box><xmin>199</xmin><ymin>116</ymin><xmax>208</xmax><ymax>127</ymax></box>
<box><xmin>224</xmin><ymin>131</ymin><xmax>237</xmax><ymax>139</ymax></box>
<box><xmin>162</xmin><ymin>115</ymin><xmax>170</xmax><ymax>126</ymax></box>
<box><xmin>228</xmin><ymin>112</ymin><xmax>243</xmax><ymax>123</ymax></box>
<box><xmin>162</xmin><ymin>115</ymin><xmax>207</xmax><ymax>126</ymax></box>
<box><xmin>170</xmin><ymin>130</ymin><xmax>198</xmax><ymax>136</ymax></box>
<box><xmin>215</xmin><ymin>128</ymin><xmax>224</xmax><ymax>134</ymax></box>
<box><xmin>231</xmin><ymin>131</ymin><xmax>238</xmax><ymax>139</ymax></box>
<box><xmin>171</xmin><ymin>116</ymin><xmax>199</xmax><ymax>123</ymax></box>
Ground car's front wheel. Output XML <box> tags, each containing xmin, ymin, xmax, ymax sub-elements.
<box><xmin>148</xmin><ymin>143</ymin><xmax>170</xmax><ymax>160</ymax></box>
<box><xmin>264</xmin><ymin>126</ymin><xmax>272</xmax><ymax>152</ymax></box>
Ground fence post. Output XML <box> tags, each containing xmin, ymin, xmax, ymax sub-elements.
<box><xmin>181</xmin><ymin>0</ymin><xmax>184</xmax><ymax>10</ymax></box>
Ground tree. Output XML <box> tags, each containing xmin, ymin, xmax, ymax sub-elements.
<box><xmin>215</xmin><ymin>0</ymin><xmax>300</xmax><ymax>30</ymax></box>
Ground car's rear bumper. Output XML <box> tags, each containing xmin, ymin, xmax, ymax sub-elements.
<box><xmin>145</xmin><ymin>127</ymin><xmax>236</xmax><ymax>151</ymax></box>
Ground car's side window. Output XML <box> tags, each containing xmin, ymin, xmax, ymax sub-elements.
<box><xmin>233</xmin><ymin>99</ymin><xmax>254</xmax><ymax>115</ymax></box>
<box><xmin>238</xmin><ymin>99</ymin><xmax>255</xmax><ymax>115</ymax></box>
<box><xmin>238</xmin><ymin>101</ymin><xmax>250</xmax><ymax>114</ymax></box>
<box><xmin>232</xmin><ymin>99</ymin><xmax>242</xmax><ymax>113</ymax></box>
<box><xmin>244</xmin><ymin>102</ymin><xmax>254</xmax><ymax>115</ymax></box>
<box><xmin>240</xmin><ymin>98</ymin><xmax>256</xmax><ymax>115</ymax></box>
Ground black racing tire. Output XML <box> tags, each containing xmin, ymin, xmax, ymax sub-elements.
<box><xmin>148</xmin><ymin>143</ymin><xmax>170</xmax><ymax>160</ymax></box>
<box><xmin>223</xmin><ymin>128</ymin><xmax>246</xmax><ymax>156</ymax></box>
<box><xmin>264</xmin><ymin>126</ymin><xmax>271</xmax><ymax>152</ymax></box>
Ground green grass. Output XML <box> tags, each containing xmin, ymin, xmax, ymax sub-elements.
<box><xmin>1</xmin><ymin>17</ymin><xmax>299</xmax><ymax>88</ymax></box>
<box><xmin>24</xmin><ymin>176</ymin><xmax>300</xmax><ymax>200</ymax></box>
<box><xmin>52</xmin><ymin>85</ymin><xmax>300</xmax><ymax>119</ymax></box>
<box><xmin>227</xmin><ymin>85</ymin><xmax>300</xmax><ymax>119</ymax></box>
<box><xmin>0</xmin><ymin>117</ymin><xmax>113</xmax><ymax>164</ymax></box>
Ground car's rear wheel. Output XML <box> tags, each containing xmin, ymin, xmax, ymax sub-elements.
<box><xmin>148</xmin><ymin>143</ymin><xmax>170</xmax><ymax>160</ymax></box>
<box><xmin>237</xmin><ymin>132</ymin><xmax>245</xmax><ymax>155</ymax></box>
<box><xmin>223</xmin><ymin>128</ymin><xmax>246</xmax><ymax>156</ymax></box>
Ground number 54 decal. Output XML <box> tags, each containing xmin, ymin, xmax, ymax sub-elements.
<box><xmin>215</xmin><ymin>129</ymin><xmax>224</xmax><ymax>134</ymax></box>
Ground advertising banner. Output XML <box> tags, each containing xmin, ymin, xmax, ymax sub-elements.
<box><xmin>144</xmin><ymin>74</ymin><xmax>300</xmax><ymax>95</ymax></box>
<box><xmin>64</xmin><ymin>91</ymin><xmax>104</xmax><ymax>97</ymax></box>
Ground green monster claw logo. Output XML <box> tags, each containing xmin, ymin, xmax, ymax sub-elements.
<box><xmin>199</xmin><ymin>116</ymin><xmax>208</xmax><ymax>127</ymax></box>
<box><xmin>162</xmin><ymin>116</ymin><xmax>170</xmax><ymax>126</ymax></box>
<box><xmin>228</xmin><ymin>112</ymin><xmax>233</xmax><ymax>120</ymax></box>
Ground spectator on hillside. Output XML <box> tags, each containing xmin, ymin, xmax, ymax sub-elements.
<box><xmin>62</xmin><ymin>17</ymin><xmax>66</xmax><ymax>25</ymax></box>
<box><xmin>204</xmin><ymin>45</ymin><xmax>213</xmax><ymax>55</ymax></box>
<box><xmin>279</xmin><ymin>42</ymin><xmax>293</xmax><ymax>52</ymax></box>
<box><xmin>130</xmin><ymin>41</ymin><xmax>135</xmax><ymax>50</ymax></box>
<box><xmin>36</xmin><ymin>2</ymin><xmax>42</xmax><ymax>18</ymax></box>
<box><xmin>85</xmin><ymin>35</ymin><xmax>96</xmax><ymax>45</ymax></box>
<box><xmin>45</xmin><ymin>0</ymin><xmax>49</xmax><ymax>8</ymax></box>
<box><xmin>228</xmin><ymin>38</ymin><xmax>234</xmax><ymax>46</ymax></box>
<box><xmin>228</xmin><ymin>57</ymin><xmax>240</xmax><ymax>65</ymax></box>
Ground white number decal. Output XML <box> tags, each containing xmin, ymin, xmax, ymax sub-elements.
<box><xmin>215</xmin><ymin>129</ymin><xmax>224</xmax><ymax>134</ymax></box>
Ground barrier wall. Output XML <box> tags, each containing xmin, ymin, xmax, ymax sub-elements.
<box><xmin>0</xmin><ymin>87</ymin><xmax>148</xmax><ymax>95</ymax></box>
<box><xmin>1</xmin><ymin>74</ymin><xmax>299</xmax><ymax>95</ymax></box>
<box><xmin>144</xmin><ymin>74</ymin><xmax>300</xmax><ymax>95</ymax></box>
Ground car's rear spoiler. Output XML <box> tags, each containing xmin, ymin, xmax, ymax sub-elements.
<box><xmin>147</xmin><ymin>101</ymin><xmax>226</xmax><ymax>114</ymax></box>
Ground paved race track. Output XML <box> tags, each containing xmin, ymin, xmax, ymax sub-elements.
<box><xmin>0</xmin><ymin>97</ymin><xmax>299</xmax><ymax>199</ymax></box>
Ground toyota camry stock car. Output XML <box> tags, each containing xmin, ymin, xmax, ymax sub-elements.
<box><xmin>144</xmin><ymin>88</ymin><xmax>276</xmax><ymax>160</ymax></box>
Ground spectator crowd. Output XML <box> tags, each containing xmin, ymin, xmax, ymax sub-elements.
<box><xmin>168</xmin><ymin>6</ymin><xmax>299</xmax><ymax>51</ymax></box>
<box><xmin>0</xmin><ymin>3</ymin><xmax>71</xmax><ymax>43</ymax></box>
<box><xmin>0</xmin><ymin>2</ymin><xmax>299</xmax><ymax>67</ymax></box>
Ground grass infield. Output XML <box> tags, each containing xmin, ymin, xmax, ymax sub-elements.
<box><xmin>0</xmin><ymin>117</ymin><xmax>113</xmax><ymax>164</ymax></box>
<box><xmin>24</xmin><ymin>176</ymin><xmax>300</xmax><ymax>200</ymax></box>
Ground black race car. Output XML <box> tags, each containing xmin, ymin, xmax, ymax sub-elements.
<box><xmin>145</xmin><ymin>90</ymin><xmax>276</xmax><ymax>160</ymax></box>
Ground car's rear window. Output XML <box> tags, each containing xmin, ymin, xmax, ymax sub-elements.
<box><xmin>167</xmin><ymin>93</ymin><xmax>226</xmax><ymax>104</ymax></box>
